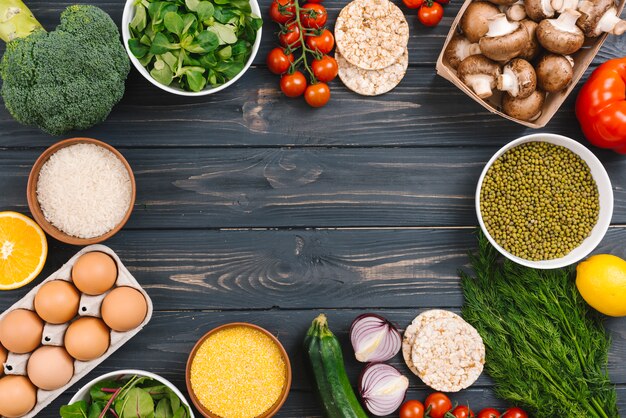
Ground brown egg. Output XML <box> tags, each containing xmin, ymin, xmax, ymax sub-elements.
<box><xmin>0</xmin><ymin>309</ymin><xmax>43</xmax><ymax>354</ymax></box>
<box><xmin>34</xmin><ymin>280</ymin><xmax>80</xmax><ymax>324</ymax></box>
<box><xmin>0</xmin><ymin>344</ymin><xmax>6</xmax><ymax>376</ymax></box>
<box><xmin>101</xmin><ymin>287</ymin><xmax>148</xmax><ymax>332</ymax></box>
<box><xmin>0</xmin><ymin>375</ymin><xmax>37</xmax><ymax>417</ymax></box>
<box><xmin>27</xmin><ymin>346</ymin><xmax>74</xmax><ymax>390</ymax></box>
<box><xmin>72</xmin><ymin>252</ymin><xmax>118</xmax><ymax>295</ymax></box>
<box><xmin>64</xmin><ymin>317</ymin><xmax>110</xmax><ymax>361</ymax></box>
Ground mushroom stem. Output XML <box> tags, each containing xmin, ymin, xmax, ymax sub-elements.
<box><xmin>505</xmin><ymin>2</ymin><xmax>527</xmax><ymax>21</ymax></box>
<box><xmin>466</xmin><ymin>75</ymin><xmax>496</xmax><ymax>98</ymax></box>
<box><xmin>497</xmin><ymin>72</ymin><xmax>519</xmax><ymax>96</ymax></box>
<box><xmin>554</xmin><ymin>8</ymin><xmax>583</xmax><ymax>32</ymax></box>
<box><xmin>596</xmin><ymin>8</ymin><xmax>626</xmax><ymax>35</ymax></box>
<box><xmin>486</xmin><ymin>13</ymin><xmax>519</xmax><ymax>36</ymax></box>
<box><xmin>551</xmin><ymin>0</ymin><xmax>579</xmax><ymax>13</ymax></box>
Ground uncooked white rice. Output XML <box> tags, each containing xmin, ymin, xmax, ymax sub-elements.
<box><xmin>36</xmin><ymin>143</ymin><xmax>132</xmax><ymax>239</ymax></box>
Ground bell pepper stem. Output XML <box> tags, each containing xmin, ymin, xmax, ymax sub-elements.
<box><xmin>0</xmin><ymin>0</ymin><xmax>43</xmax><ymax>43</ymax></box>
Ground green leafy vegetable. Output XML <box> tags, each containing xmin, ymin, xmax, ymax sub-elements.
<box><xmin>128</xmin><ymin>0</ymin><xmax>262</xmax><ymax>91</ymax></box>
<box><xmin>460</xmin><ymin>233</ymin><xmax>618</xmax><ymax>418</ymax></box>
<box><xmin>60</xmin><ymin>401</ymin><xmax>88</xmax><ymax>418</ymax></box>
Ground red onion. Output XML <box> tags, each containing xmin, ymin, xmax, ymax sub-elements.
<box><xmin>350</xmin><ymin>313</ymin><xmax>401</xmax><ymax>362</ymax></box>
<box><xmin>358</xmin><ymin>363</ymin><xmax>409</xmax><ymax>416</ymax></box>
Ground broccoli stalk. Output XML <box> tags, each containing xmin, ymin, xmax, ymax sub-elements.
<box><xmin>0</xmin><ymin>0</ymin><xmax>42</xmax><ymax>42</ymax></box>
<box><xmin>0</xmin><ymin>2</ymin><xmax>130</xmax><ymax>135</ymax></box>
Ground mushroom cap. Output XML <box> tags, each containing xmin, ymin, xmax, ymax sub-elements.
<box><xmin>502</xmin><ymin>89</ymin><xmax>546</xmax><ymax>121</ymax></box>
<box><xmin>498</xmin><ymin>58</ymin><xmax>537</xmax><ymax>98</ymax></box>
<box><xmin>519</xmin><ymin>19</ymin><xmax>542</xmax><ymax>60</ymax></box>
<box><xmin>524</xmin><ymin>0</ymin><xmax>555</xmax><ymax>21</ymax></box>
<box><xmin>444</xmin><ymin>35</ymin><xmax>481</xmax><ymax>70</ymax></box>
<box><xmin>536</xmin><ymin>16</ymin><xmax>585</xmax><ymax>55</ymax></box>
<box><xmin>479</xmin><ymin>21</ymin><xmax>530</xmax><ymax>62</ymax></box>
<box><xmin>577</xmin><ymin>0</ymin><xmax>613</xmax><ymax>36</ymax></box>
<box><xmin>460</xmin><ymin>2</ymin><xmax>501</xmax><ymax>43</ymax></box>
<box><xmin>536</xmin><ymin>53</ymin><xmax>574</xmax><ymax>92</ymax></box>
<box><xmin>458</xmin><ymin>55</ymin><xmax>502</xmax><ymax>98</ymax></box>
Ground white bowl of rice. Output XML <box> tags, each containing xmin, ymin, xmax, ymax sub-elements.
<box><xmin>27</xmin><ymin>138</ymin><xmax>136</xmax><ymax>245</ymax></box>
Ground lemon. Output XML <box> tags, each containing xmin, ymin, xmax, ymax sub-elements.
<box><xmin>576</xmin><ymin>254</ymin><xmax>626</xmax><ymax>317</ymax></box>
<box><xmin>0</xmin><ymin>212</ymin><xmax>47</xmax><ymax>290</ymax></box>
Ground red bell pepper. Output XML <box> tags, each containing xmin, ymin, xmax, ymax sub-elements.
<box><xmin>576</xmin><ymin>57</ymin><xmax>626</xmax><ymax>153</ymax></box>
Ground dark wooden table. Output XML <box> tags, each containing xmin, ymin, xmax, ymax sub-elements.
<box><xmin>1</xmin><ymin>0</ymin><xmax>626</xmax><ymax>416</ymax></box>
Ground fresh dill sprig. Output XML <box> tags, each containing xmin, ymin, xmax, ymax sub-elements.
<box><xmin>460</xmin><ymin>233</ymin><xmax>618</xmax><ymax>418</ymax></box>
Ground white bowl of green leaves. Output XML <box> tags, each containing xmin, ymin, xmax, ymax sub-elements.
<box><xmin>61</xmin><ymin>370</ymin><xmax>194</xmax><ymax>417</ymax></box>
<box><xmin>122</xmin><ymin>0</ymin><xmax>262</xmax><ymax>95</ymax></box>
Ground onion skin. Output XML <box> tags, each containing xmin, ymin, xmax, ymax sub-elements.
<box><xmin>358</xmin><ymin>362</ymin><xmax>409</xmax><ymax>416</ymax></box>
<box><xmin>350</xmin><ymin>313</ymin><xmax>402</xmax><ymax>363</ymax></box>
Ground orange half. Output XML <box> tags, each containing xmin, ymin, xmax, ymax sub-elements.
<box><xmin>0</xmin><ymin>212</ymin><xmax>47</xmax><ymax>290</ymax></box>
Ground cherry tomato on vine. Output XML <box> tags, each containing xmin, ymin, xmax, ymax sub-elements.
<box><xmin>477</xmin><ymin>408</ymin><xmax>500</xmax><ymax>418</ymax></box>
<box><xmin>424</xmin><ymin>393</ymin><xmax>453</xmax><ymax>418</ymax></box>
<box><xmin>312</xmin><ymin>55</ymin><xmax>338</xmax><ymax>82</ymax></box>
<box><xmin>300</xmin><ymin>3</ymin><xmax>328</xmax><ymax>28</ymax></box>
<box><xmin>305</xmin><ymin>29</ymin><xmax>334</xmax><ymax>54</ymax></box>
<box><xmin>501</xmin><ymin>408</ymin><xmax>528</xmax><ymax>418</ymax></box>
<box><xmin>451</xmin><ymin>405</ymin><xmax>475</xmax><ymax>418</ymax></box>
<box><xmin>280</xmin><ymin>71</ymin><xmax>307</xmax><ymax>97</ymax></box>
<box><xmin>267</xmin><ymin>48</ymin><xmax>294</xmax><ymax>74</ymax></box>
<box><xmin>399</xmin><ymin>400</ymin><xmax>425</xmax><ymax>418</ymax></box>
<box><xmin>402</xmin><ymin>0</ymin><xmax>424</xmax><ymax>9</ymax></box>
<box><xmin>418</xmin><ymin>1</ymin><xmax>444</xmax><ymax>26</ymax></box>
<box><xmin>304</xmin><ymin>82</ymin><xmax>330</xmax><ymax>107</ymax></box>
<box><xmin>279</xmin><ymin>22</ymin><xmax>301</xmax><ymax>47</ymax></box>
<box><xmin>269</xmin><ymin>0</ymin><xmax>295</xmax><ymax>24</ymax></box>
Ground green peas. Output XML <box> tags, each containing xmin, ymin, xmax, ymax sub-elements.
<box><xmin>480</xmin><ymin>142</ymin><xmax>599</xmax><ymax>261</ymax></box>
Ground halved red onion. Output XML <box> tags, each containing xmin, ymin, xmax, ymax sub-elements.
<box><xmin>358</xmin><ymin>363</ymin><xmax>409</xmax><ymax>416</ymax></box>
<box><xmin>350</xmin><ymin>313</ymin><xmax>401</xmax><ymax>362</ymax></box>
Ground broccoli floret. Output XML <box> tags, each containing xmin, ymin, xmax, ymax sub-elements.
<box><xmin>0</xmin><ymin>4</ymin><xmax>130</xmax><ymax>135</ymax></box>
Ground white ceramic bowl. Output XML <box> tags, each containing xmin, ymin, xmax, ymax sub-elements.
<box><xmin>476</xmin><ymin>133</ymin><xmax>613</xmax><ymax>269</ymax></box>
<box><xmin>69</xmin><ymin>369</ymin><xmax>195</xmax><ymax>417</ymax></box>
<box><xmin>121</xmin><ymin>0</ymin><xmax>262</xmax><ymax>96</ymax></box>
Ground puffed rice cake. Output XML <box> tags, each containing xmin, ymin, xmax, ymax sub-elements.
<box><xmin>335</xmin><ymin>0</ymin><xmax>409</xmax><ymax>70</ymax></box>
<box><xmin>411</xmin><ymin>317</ymin><xmax>485</xmax><ymax>392</ymax></box>
<box><xmin>336</xmin><ymin>49</ymin><xmax>408</xmax><ymax>96</ymax></box>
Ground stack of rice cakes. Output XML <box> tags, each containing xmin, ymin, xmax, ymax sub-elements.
<box><xmin>335</xmin><ymin>0</ymin><xmax>409</xmax><ymax>95</ymax></box>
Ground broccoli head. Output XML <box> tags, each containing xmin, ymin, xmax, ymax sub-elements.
<box><xmin>0</xmin><ymin>3</ymin><xmax>130</xmax><ymax>135</ymax></box>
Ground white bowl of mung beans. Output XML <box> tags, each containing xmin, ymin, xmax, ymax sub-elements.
<box><xmin>476</xmin><ymin>133</ymin><xmax>613</xmax><ymax>269</ymax></box>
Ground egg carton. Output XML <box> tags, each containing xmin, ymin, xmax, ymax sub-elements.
<box><xmin>0</xmin><ymin>244</ymin><xmax>153</xmax><ymax>418</ymax></box>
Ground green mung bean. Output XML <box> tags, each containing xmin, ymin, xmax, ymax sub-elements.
<box><xmin>479</xmin><ymin>141</ymin><xmax>599</xmax><ymax>261</ymax></box>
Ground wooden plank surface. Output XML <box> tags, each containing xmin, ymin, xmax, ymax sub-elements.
<box><xmin>1</xmin><ymin>0</ymin><xmax>626</xmax><ymax>415</ymax></box>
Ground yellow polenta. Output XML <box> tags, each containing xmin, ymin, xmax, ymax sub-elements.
<box><xmin>190</xmin><ymin>326</ymin><xmax>286</xmax><ymax>418</ymax></box>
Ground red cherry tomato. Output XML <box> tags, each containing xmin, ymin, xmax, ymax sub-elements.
<box><xmin>402</xmin><ymin>0</ymin><xmax>424</xmax><ymax>9</ymax></box>
<box><xmin>305</xmin><ymin>29</ymin><xmax>334</xmax><ymax>54</ymax></box>
<box><xmin>300</xmin><ymin>3</ymin><xmax>328</xmax><ymax>28</ymax></box>
<box><xmin>477</xmin><ymin>408</ymin><xmax>501</xmax><ymax>418</ymax></box>
<box><xmin>399</xmin><ymin>400</ymin><xmax>425</xmax><ymax>418</ymax></box>
<box><xmin>304</xmin><ymin>82</ymin><xmax>330</xmax><ymax>107</ymax></box>
<box><xmin>451</xmin><ymin>405</ymin><xmax>475</xmax><ymax>418</ymax></box>
<box><xmin>501</xmin><ymin>408</ymin><xmax>528</xmax><ymax>418</ymax></box>
<box><xmin>418</xmin><ymin>1</ymin><xmax>443</xmax><ymax>26</ymax></box>
<box><xmin>312</xmin><ymin>55</ymin><xmax>338</xmax><ymax>82</ymax></box>
<box><xmin>269</xmin><ymin>0</ymin><xmax>295</xmax><ymax>24</ymax></box>
<box><xmin>424</xmin><ymin>393</ymin><xmax>453</xmax><ymax>418</ymax></box>
<box><xmin>280</xmin><ymin>71</ymin><xmax>307</xmax><ymax>97</ymax></box>
<box><xmin>279</xmin><ymin>22</ymin><xmax>301</xmax><ymax>47</ymax></box>
<box><xmin>266</xmin><ymin>48</ymin><xmax>294</xmax><ymax>74</ymax></box>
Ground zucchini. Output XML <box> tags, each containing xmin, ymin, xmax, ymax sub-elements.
<box><xmin>304</xmin><ymin>314</ymin><xmax>369</xmax><ymax>418</ymax></box>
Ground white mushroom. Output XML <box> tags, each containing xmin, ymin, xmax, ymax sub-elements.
<box><xmin>536</xmin><ymin>9</ymin><xmax>585</xmax><ymax>54</ymax></box>
<box><xmin>460</xmin><ymin>2</ymin><xmax>501</xmax><ymax>43</ymax></box>
<box><xmin>551</xmin><ymin>0</ymin><xmax>580</xmax><ymax>14</ymax></box>
<box><xmin>497</xmin><ymin>58</ymin><xmax>537</xmax><ymax>98</ymax></box>
<box><xmin>577</xmin><ymin>0</ymin><xmax>626</xmax><ymax>37</ymax></box>
<box><xmin>458</xmin><ymin>55</ymin><xmax>502</xmax><ymax>98</ymax></box>
<box><xmin>536</xmin><ymin>53</ymin><xmax>574</xmax><ymax>92</ymax></box>
<box><xmin>479</xmin><ymin>14</ymin><xmax>530</xmax><ymax>62</ymax></box>
<box><xmin>525</xmin><ymin>0</ymin><xmax>555</xmax><ymax>21</ymax></box>
<box><xmin>444</xmin><ymin>34</ymin><xmax>482</xmax><ymax>70</ymax></box>
<box><xmin>503</xmin><ymin>1</ymin><xmax>527</xmax><ymax>21</ymax></box>
<box><xmin>519</xmin><ymin>19</ymin><xmax>542</xmax><ymax>60</ymax></box>
<box><xmin>502</xmin><ymin>89</ymin><xmax>546</xmax><ymax>121</ymax></box>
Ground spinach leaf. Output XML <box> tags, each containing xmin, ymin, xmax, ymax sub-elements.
<box><xmin>164</xmin><ymin>11</ymin><xmax>184</xmax><ymax>36</ymax></box>
<box><xmin>209</xmin><ymin>22</ymin><xmax>237</xmax><ymax>44</ymax></box>
<box><xmin>151</xmin><ymin>58</ymin><xmax>174</xmax><ymax>85</ymax></box>
<box><xmin>183</xmin><ymin>30</ymin><xmax>219</xmax><ymax>53</ymax></box>
<box><xmin>184</xmin><ymin>0</ymin><xmax>199</xmax><ymax>11</ymax></box>
<box><xmin>116</xmin><ymin>387</ymin><xmax>155</xmax><ymax>418</ymax></box>
<box><xmin>89</xmin><ymin>380</ymin><xmax>123</xmax><ymax>402</ymax></box>
<box><xmin>150</xmin><ymin>32</ymin><xmax>180</xmax><ymax>54</ymax></box>
<box><xmin>60</xmin><ymin>401</ymin><xmax>88</xmax><ymax>418</ymax></box>
<box><xmin>130</xmin><ymin>4</ymin><xmax>148</xmax><ymax>32</ymax></box>
<box><xmin>167</xmin><ymin>389</ymin><xmax>181</xmax><ymax>412</ymax></box>
<box><xmin>155</xmin><ymin>398</ymin><xmax>174</xmax><ymax>418</ymax></box>
<box><xmin>182</xmin><ymin>13</ymin><xmax>198</xmax><ymax>34</ymax></box>
<box><xmin>87</xmin><ymin>401</ymin><xmax>103</xmax><ymax>418</ymax></box>
<box><xmin>129</xmin><ymin>38</ymin><xmax>150</xmax><ymax>58</ymax></box>
<box><xmin>173</xmin><ymin>405</ymin><xmax>190</xmax><ymax>418</ymax></box>
<box><xmin>181</xmin><ymin>67</ymin><xmax>207</xmax><ymax>91</ymax></box>
<box><xmin>197</xmin><ymin>1</ymin><xmax>215</xmax><ymax>21</ymax></box>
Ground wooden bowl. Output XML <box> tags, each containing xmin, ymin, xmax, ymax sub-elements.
<box><xmin>185</xmin><ymin>322</ymin><xmax>292</xmax><ymax>418</ymax></box>
<box><xmin>27</xmin><ymin>137</ymin><xmax>136</xmax><ymax>245</ymax></box>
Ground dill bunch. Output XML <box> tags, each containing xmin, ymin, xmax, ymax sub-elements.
<box><xmin>460</xmin><ymin>233</ymin><xmax>618</xmax><ymax>418</ymax></box>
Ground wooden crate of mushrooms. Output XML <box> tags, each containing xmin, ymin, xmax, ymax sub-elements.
<box><xmin>436</xmin><ymin>0</ymin><xmax>626</xmax><ymax>127</ymax></box>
